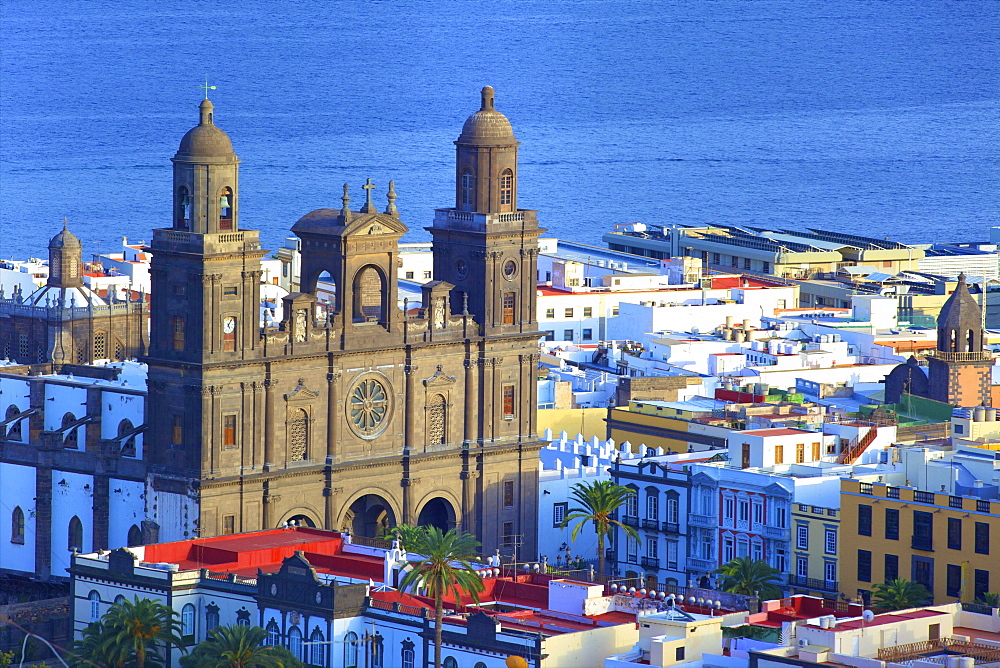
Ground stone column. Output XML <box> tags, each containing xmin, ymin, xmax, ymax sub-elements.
<box><xmin>92</xmin><ymin>475</ymin><xmax>110</xmax><ymax>551</ymax></box>
<box><xmin>404</xmin><ymin>363</ymin><xmax>419</xmax><ymax>449</ymax></box>
<box><xmin>326</xmin><ymin>370</ymin><xmax>341</xmax><ymax>461</ymax></box>
<box><xmin>264</xmin><ymin>378</ymin><xmax>277</xmax><ymax>470</ymax></box>
<box><xmin>463</xmin><ymin>357</ymin><xmax>477</xmax><ymax>445</ymax></box>
<box><xmin>34</xmin><ymin>466</ymin><xmax>53</xmax><ymax>581</ymax></box>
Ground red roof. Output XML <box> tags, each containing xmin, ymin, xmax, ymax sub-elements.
<box><xmin>830</xmin><ymin>609</ymin><xmax>944</xmax><ymax>631</ymax></box>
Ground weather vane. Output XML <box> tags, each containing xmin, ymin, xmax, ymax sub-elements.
<box><xmin>200</xmin><ymin>76</ymin><xmax>216</xmax><ymax>100</ymax></box>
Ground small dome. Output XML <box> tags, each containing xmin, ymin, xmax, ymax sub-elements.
<box><xmin>176</xmin><ymin>99</ymin><xmax>236</xmax><ymax>159</ymax></box>
<box><xmin>291</xmin><ymin>208</ymin><xmax>348</xmax><ymax>235</ymax></box>
<box><xmin>458</xmin><ymin>86</ymin><xmax>516</xmax><ymax>143</ymax></box>
<box><xmin>49</xmin><ymin>224</ymin><xmax>81</xmax><ymax>249</ymax></box>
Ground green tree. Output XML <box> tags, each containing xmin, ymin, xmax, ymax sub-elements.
<box><xmin>399</xmin><ymin>527</ymin><xmax>485</xmax><ymax>668</ymax></box>
<box><xmin>71</xmin><ymin>596</ymin><xmax>185</xmax><ymax>668</ymax></box>
<box><xmin>179</xmin><ymin>625</ymin><xmax>301</xmax><ymax>668</ymax></box>
<box><xmin>379</xmin><ymin>523</ymin><xmax>428</xmax><ymax>552</ymax></box>
<box><xmin>561</xmin><ymin>480</ymin><xmax>639</xmax><ymax>576</ymax></box>
<box><xmin>872</xmin><ymin>578</ymin><xmax>931</xmax><ymax>611</ymax></box>
<box><xmin>715</xmin><ymin>557</ymin><xmax>784</xmax><ymax>600</ymax></box>
<box><xmin>976</xmin><ymin>592</ymin><xmax>1000</xmax><ymax>607</ymax></box>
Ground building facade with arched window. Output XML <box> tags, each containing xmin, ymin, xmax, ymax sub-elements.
<box><xmin>139</xmin><ymin>88</ymin><xmax>544</xmax><ymax>558</ymax></box>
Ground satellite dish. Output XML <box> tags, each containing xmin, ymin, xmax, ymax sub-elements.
<box><xmin>862</xmin><ymin>610</ymin><xmax>875</xmax><ymax>623</ymax></box>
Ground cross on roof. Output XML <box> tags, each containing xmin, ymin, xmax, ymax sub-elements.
<box><xmin>200</xmin><ymin>77</ymin><xmax>217</xmax><ymax>100</ymax></box>
<box><xmin>361</xmin><ymin>178</ymin><xmax>377</xmax><ymax>213</ymax></box>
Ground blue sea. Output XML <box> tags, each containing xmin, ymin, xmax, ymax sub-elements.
<box><xmin>1</xmin><ymin>0</ymin><xmax>998</xmax><ymax>261</ymax></box>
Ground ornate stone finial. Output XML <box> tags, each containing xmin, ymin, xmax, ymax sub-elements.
<box><xmin>481</xmin><ymin>85</ymin><xmax>495</xmax><ymax>111</ymax></box>
<box><xmin>462</xmin><ymin>291</ymin><xmax>469</xmax><ymax>316</ymax></box>
<box><xmin>62</xmin><ymin>216</ymin><xmax>69</xmax><ymax>230</ymax></box>
<box><xmin>384</xmin><ymin>180</ymin><xmax>398</xmax><ymax>216</ymax></box>
<box><xmin>340</xmin><ymin>183</ymin><xmax>351</xmax><ymax>218</ymax></box>
<box><xmin>361</xmin><ymin>178</ymin><xmax>377</xmax><ymax>213</ymax></box>
<box><xmin>200</xmin><ymin>76</ymin><xmax>216</xmax><ymax>100</ymax></box>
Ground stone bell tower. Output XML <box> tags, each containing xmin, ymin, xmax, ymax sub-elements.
<box><xmin>927</xmin><ymin>273</ymin><xmax>992</xmax><ymax>406</ymax></box>
<box><xmin>429</xmin><ymin>86</ymin><xmax>542</xmax><ymax>337</ymax></box>
<box><xmin>145</xmin><ymin>97</ymin><xmax>266</xmax><ymax>476</ymax></box>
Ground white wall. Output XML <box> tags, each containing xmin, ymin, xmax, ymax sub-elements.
<box><xmin>102</xmin><ymin>390</ymin><xmax>144</xmax><ymax>459</ymax></box>
<box><xmin>51</xmin><ymin>469</ymin><xmax>94</xmax><ymax>576</ymax></box>
<box><xmin>149</xmin><ymin>487</ymin><xmax>198</xmax><ymax>543</ymax></box>
<box><xmin>0</xmin><ymin>462</ymin><xmax>36</xmax><ymax>574</ymax></box>
<box><xmin>0</xmin><ymin>376</ymin><xmax>31</xmax><ymax>442</ymax></box>
<box><xmin>108</xmin><ymin>478</ymin><xmax>145</xmax><ymax>550</ymax></box>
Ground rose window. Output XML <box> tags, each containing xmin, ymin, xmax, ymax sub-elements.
<box><xmin>348</xmin><ymin>377</ymin><xmax>390</xmax><ymax>437</ymax></box>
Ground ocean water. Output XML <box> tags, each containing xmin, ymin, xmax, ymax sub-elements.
<box><xmin>1</xmin><ymin>0</ymin><xmax>998</xmax><ymax>261</ymax></box>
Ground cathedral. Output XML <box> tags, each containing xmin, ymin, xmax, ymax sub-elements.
<box><xmin>143</xmin><ymin>86</ymin><xmax>544</xmax><ymax>556</ymax></box>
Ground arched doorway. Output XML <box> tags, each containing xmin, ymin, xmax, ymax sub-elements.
<box><xmin>416</xmin><ymin>497</ymin><xmax>456</xmax><ymax>532</ymax></box>
<box><xmin>285</xmin><ymin>514</ymin><xmax>316</xmax><ymax>528</ymax></box>
<box><xmin>344</xmin><ymin>495</ymin><xmax>396</xmax><ymax>538</ymax></box>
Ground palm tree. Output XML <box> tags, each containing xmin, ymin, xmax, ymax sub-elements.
<box><xmin>399</xmin><ymin>527</ymin><xmax>485</xmax><ymax>668</ymax></box>
<box><xmin>379</xmin><ymin>523</ymin><xmax>428</xmax><ymax>551</ymax></box>
<box><xmin>976</xmin><ymin>592</ymin><xmax>1000</xmax><ymax>607</ymax></box>
<box><xmin>715</xmin><ymin>557</ymin><xmax>784</xmax><ymax>600</ymax></box>
<box><xmin>872</xmin><ymin>578</ymin><xmax>930</xmax><ymax>611</ymax></box>
<box><xmin>561</xmin><ymin>480</ymin><xmax>639</xmax><ymax>576</ymax></box>
<box><xmin>72</xmin><ymin>596</ymin><xmax>185</xmax><ymax>668</ymax></box>
<box><xmin>180</xmin><ymin>625</ymin><xmax>300</xmax><ymax>668</ymax></box>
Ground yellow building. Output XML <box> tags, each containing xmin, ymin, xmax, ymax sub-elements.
<box><xmin>606</xmin><ymin>400</ymin><xmax>729</xmax><ymax>453</ymax></box>
<box><xmin>789</xmin><ymin>503</ymin><xmax>841</xmax><ymax>599</ymax></box>
<box><xmin>840</xmin><ymin>479</ymin><xmax>998</xmax><ymax>605</ymax></box>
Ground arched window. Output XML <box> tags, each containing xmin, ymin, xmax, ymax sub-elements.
<box><xmin>62</xmin><ymin>412</ymin><xmax>78</xmax><ymax>449</ymax></box>
<box><xmin>265</xmin><ymin>620</ymin><xmax>280</xmax><ymax>647</ymax></box>
<box><xmin>666</xmin><ymin>494</ymin><xmax>679</xmax><ymax>524</ymax></box>
<box><xmin>289</xmin><ymin>409</ymin><xmax>308</xmax><ymax>461</ymax></box>
<box><xmin>499</xmin><ymin>168</ymin><xmax>513</xmax><ymax>209</ymax></box>
<box><xmin>114</xmin><ymin>595</ymin><xmax>126</xmax><ymax>605</ymax></box>
<box><xmin>118</xmin><ymin>419</ymin><xmax>136</xmax><ymax>457</ymax></box>
<box><xmin>354</xmin><ymin>266</ymin><xmax>384</xmax><ymax>323</ymax></box>
<box><xmin>625</xmin><ymin>486</ymin><xmax>638</xmax><ymax>517</ymax></box>
<box><xmin>68</xmin><ymin>516</ymin><xmax>83</xmax><ymax>552</ymax></box>
<box><xmin>5</xmin><ymin>405</ymin><xmax>22</xmax><ymax>442</ymax></box>
<box><xmin>176</xmin><ymin>186</ymin><xmax>191</xmax><ymax>229</ymax></box>
<box><xmin>443</xmin><ymin>657</ymin><xmax>459</xmax><ymax>668</ymax></box>
<box><xmin>475</xmin><ymin>663</ymin><xmax>488</xmax><ymax>668</ymax></box>
<box><xmin>94</xmin><ymin>332</ymin><xmax>107</xmax><ymax>360</ymax></box>
<box><xmin>309</xmin><ymin>628</ymin><xmax>325</xmax><ymax>666</ymax></box>
<box><xmin>427</xmin><ymin>394</ymin><xmax>446</xmax><ymax>445</ymax></box>
<box><xmin>371</xmin><ymin>632</ymin><xmax>384</xmax><ymax>668</ymax></box>
<box><xmin>461</xmin><ymin>169</ymin><xmax>476</xmax><ymax>210</ymax></box>
<box><xmin>11</xmin><ymin>506</ymin><xmax>24</xmax><ymax>544</ymax></box>
<box><xmin>236</xmin><ymin>609</ymin><xmax>251</xmax><ymax>627</ymax></box>
<box><xmin>181</xmin><ymin>603</ymin><xmax>195</xmax><ymax>638</ymax></box>
<box><xmin>205</xmin><ymin>604</ymin><xmax>220</xmax><ymax>633</ymax></box>
<box><xmin>344</xmin><ymin>631</ymin><xmax>358</xmax><ymax>667</ymax></box>
<box><xmin>127</xmin><ymin>525</ymin><xmax>142</xmax><ymax>547</ymax></box>
<box><xmin>219</xmin><ymin>187</ymin><xmax>234</xmax><ymax>230</ymax></box>
<box><xmin>88</xmin><ymin>591</ymin><xmax>101</xmax><ymax>623</ymax></box>
<box><xmin>114</xmin><ymin>338</ymin><xmax>125</xmax><ymax>360</ymax></box>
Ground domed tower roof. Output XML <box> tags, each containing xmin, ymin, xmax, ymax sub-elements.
<box><xmin>457</xmin><ymin>86</ymin><xmax>517</xmax><ymax>145</ymax></box>
<box><xmin>48</xmin><ymin>223</ymin><xmax>81</xmax><ymax>250</ymax></box>
<box><xmin>175</xmin><ymin>99</ymin><xmax>236</xmax><ymax>160</ymax></box>
<box><xmin>937</xmin><ymin>273</ymin><xmax>984</xmax><ymax>353</ymax></box>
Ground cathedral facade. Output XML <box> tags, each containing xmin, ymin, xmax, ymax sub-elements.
<box><xmin>144</xmin><ymin>87</ymin><xmax>543</xmax><ymax>557</ymax></box>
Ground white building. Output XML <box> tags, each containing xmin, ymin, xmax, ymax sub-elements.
<box><xmin>0</xmin><ymin>361</ymin><xmax>195</xmax><ymax>582</ymax></box>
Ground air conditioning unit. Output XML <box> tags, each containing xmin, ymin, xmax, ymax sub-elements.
<box><xmin>798</xmin><ymin>638</ymin><xmax>809</xmax><ymax>647</ymax></box>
